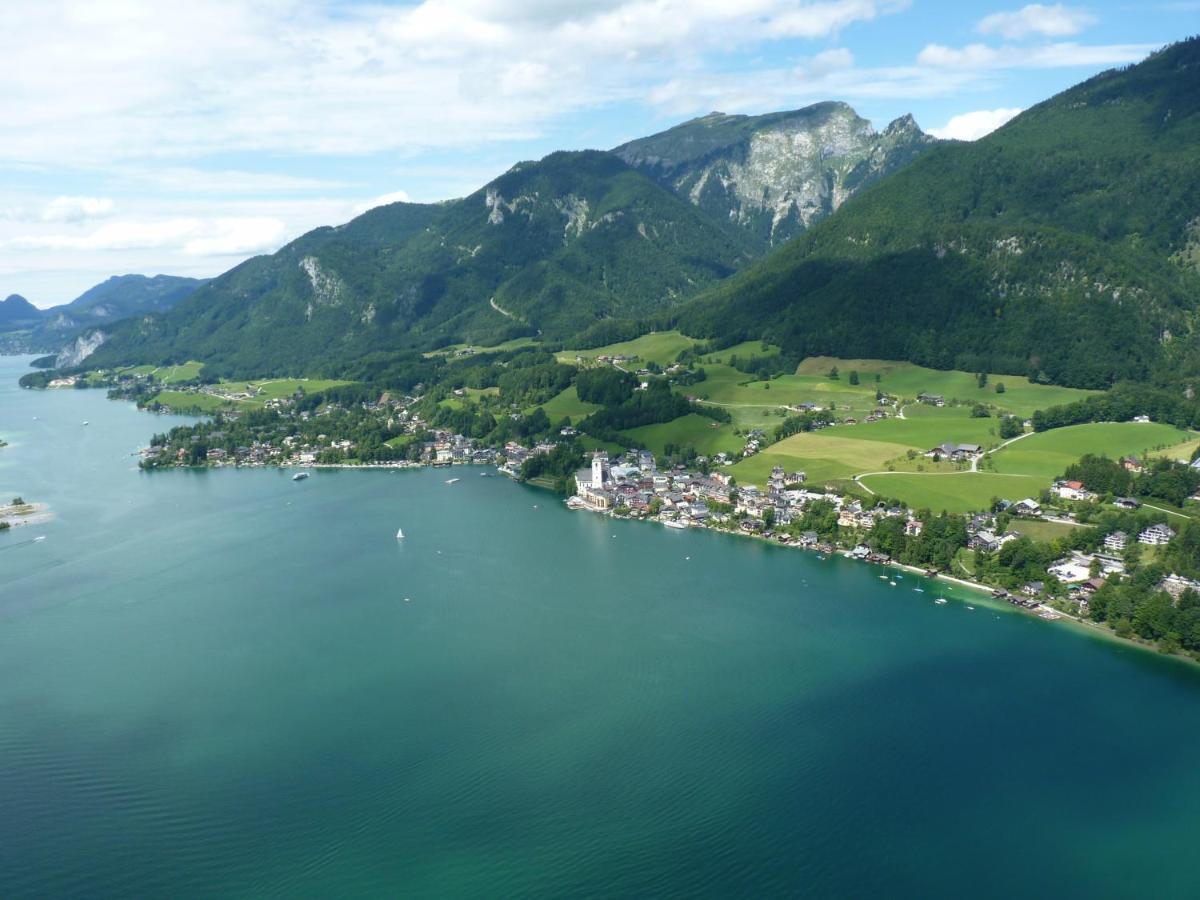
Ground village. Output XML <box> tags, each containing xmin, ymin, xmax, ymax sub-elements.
<box><xmin>566</xmin><ymin>446</ymin><xmax>1200</xmax><ymax>625</ymax></box>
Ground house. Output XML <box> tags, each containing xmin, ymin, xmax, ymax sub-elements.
<box><xmin>969</xmin><ymin>530</ymin><xmax>1001</xmax><ymax>552</ymax></box>
<box><xmin>1013</xmin><ymin>499</ymin><xmax>1042</xmax><ymax>517</ymax></box>
<box><xmin>1112</xmin><ymin>497</ymin><xmax>1141</xmax><ymax>510</ymax></box>
<box><xmin>1132</xmin><ymin>415</ymin><xmax>1151</xmax><ymax>424</ymax></box>
<box><xmin>904</xmin><ymin>519</ymin><xmax>923</xmax><ymax>537</ymax></box>
<box><xmin>1139</xmin><ymin>523</ymin><xmax>1176</xmax><ymax>545</ymax></box>
<box><xmin>925</xmin><ymin>441</ymin><xmax>982</xmax><ymax>461</ymax></box>
<box><xmin>917</xmin><ymin>393</ymin><xmax>945</xmax><ymax>407</ymax></box>
<box><xmin>800</xmin><ymin>531</ymin><xmax>819</xmax><ymax>548</ymax></box>
<box><xmin>1054</xmin><ymin>480</ymin><xmax>1092</xmax><ymax>501</ymax></box>
<box><xmin>1121</xmin><ymin>456</ymin><xmax>1144</xmax><ymax>473</ymax></box>
<box><xmin>1104</xmin><ymin>530</ymin><xmax>1128</xmax><ymax>552</ymax></box>
<box><xmin>1022</xmin><ymin>580</ymin><xmax>1046</xmax><ymax>597</ymax></box>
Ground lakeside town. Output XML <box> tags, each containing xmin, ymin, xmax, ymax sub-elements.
<box><xmin>117</xmin><ymin>362</ymin><xmax>1200</xmax><ymax>662</ymax></box>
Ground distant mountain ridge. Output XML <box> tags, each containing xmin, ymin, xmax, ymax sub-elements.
<box><xmin>614</xmin><ymin>102</ymin><xmax>937</xmax><ymax>247</ymax></box>
<box><xmin>0</xmin><ymin>275</ymin><xmax>206</xmax><ymax>353</ymax></box>
<box><xmin>0</xmin><ymin>294</ymin><xmax>42</xmax><ymax>328</ymax></box>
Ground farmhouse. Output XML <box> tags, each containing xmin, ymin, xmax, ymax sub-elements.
<box><xmin>917</xmin><ymin>393</ymin><xmax>945</xmax><ymax>407</ymax></box>
<box><xmin>925</xmin><ymin>441</ymin><xmax>982</xmax><ymax>461</ymax></box>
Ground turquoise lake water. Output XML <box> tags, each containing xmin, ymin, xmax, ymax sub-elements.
<box><xmin>3</xmin><ymin>354</ymin><xmax>1200</xmax><ymax>897</ymax></box>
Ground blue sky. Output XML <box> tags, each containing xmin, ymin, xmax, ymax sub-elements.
<box><xmin>1</xmin><ymin>0</ymin><xmax>1194</xmax><ymax>306</ymax></box>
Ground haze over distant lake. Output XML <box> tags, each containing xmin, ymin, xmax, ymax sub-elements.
<box><xmin>3</xmin><ymin>353</ymin><xmax>1200</xmax><ymax>897</ymax></box>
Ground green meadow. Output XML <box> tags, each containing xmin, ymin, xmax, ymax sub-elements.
<box><xmin>556</xmin><ymin>331</ymin><xmax>697</xmax><ymax>367</ymax></box>
<box><xmin>857</xmin><ymin>472</ymin><xmax>1042</xmax><ymax>514</ymax></box>
<box><xmin>536</xmin><ymin>386</ymin><xmax>601</xmax><ymax>424</ymax></box>
<box><xmin>990</xmin><ymin>422</ymin><xmax>1192</xmax><ymax>478</ymax></box>
<box><xmin>794</xmin><ymin>357</ymin><xmax>1096</xmax><ymax>418</ymax></box>
<box><xmin>623</xmin><ymin>414</ymin><xmax>743</xmax><ymax>458</ymax></box>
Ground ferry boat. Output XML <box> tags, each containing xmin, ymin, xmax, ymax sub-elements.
<box><xmin>292</xmin><ymin>471</ymin><xmax>309</xmax><ymax>481</ymax></box>
<box><xmin>662</xmin><ymin>519</ymin><xmax>689</xmax><ymax>529</ymax></box>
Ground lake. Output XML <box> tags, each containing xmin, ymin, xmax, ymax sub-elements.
<box><xmin>3</xmin><ymin>354</ymin><xmax>1200</xmax><ymax>897</ymax></box>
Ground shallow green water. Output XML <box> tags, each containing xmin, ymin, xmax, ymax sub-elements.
<box><xmin>3</xmin><ymin>355</ymin><xmax>1200</xmax><ymax>898</ymax></box>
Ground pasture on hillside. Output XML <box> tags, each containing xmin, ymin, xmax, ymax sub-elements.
<box><xmin>990</xmin><ymin>422</ymin><xmax>1193</xmax><ymax>479</ymax></box>
<box><xmin>623</xmin><ymin>414</ymin><xmax>743</xmax><ymax>458</ymax></box>
<box><xmin>794</xmin><ymin>357</ymin><xmax>1096</xmax><ymax>418</ymax></box>
<box><xmin>556</xmin><ymin>331</ymin><xmax>697</xmax><ymax>367</ymax></box>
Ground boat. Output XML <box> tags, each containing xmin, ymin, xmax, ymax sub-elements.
<box><xmin>889</xmin><ymin>580</ymin><xmax>897</xmax><ymax>586</ymax></box>
<box><xmin>878</xmin><ymin>575</ymin><xmax>888</xmax><ymax>580</ymax></box>
<box><xmin>292</xmin><ymin>472</ymin><xmax>309</xmax><ymax>481</ymax></box>
<box><xmin>663</xmin><ymin>519</ymin><xmax>689</xmax><ymax>529</ymax></box>
<box><xmin>934</xmin><ymin>598</ymin><xmax>948</xmax><ymax>605</ymax></box>
<box><xmin>82</xmin><ymin>421</ymin><xmax>89</xmax><ymax>426</ymax></box>
<box><xmin>445</xmin><ymin>477</ymin><xmax>460</xmax><ymax>484</ymax></box>
<box><xmin>913</xmin><ymin>588</ymin><xmax>924</xmax><ymax>593</ymax></box>
<box><xmin>396</xmin><ymin>528</ymin><xmax>404</xmax><ymax>540</ymax></box>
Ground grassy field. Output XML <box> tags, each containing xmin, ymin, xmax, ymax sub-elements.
<box><xmin>556</xmin><ymin>331</ymin><xmax>697</xmax><ymax>367</ymax></box>
<box><xmin>150</xmin><ymin>390</ymin><xmax>231</xmax><ymax>412</ymax></box>
<box><xmin>623</xmin><ymin>414</ymin><xmax>743</xmax><ymax>458</ymax></box>
<box><xmin>426</xmin><ymin>337</ymin><xmax>538</xmax><ymax>357</ymax></box>
<box><xmin>209</xmin><ymin>378</ymin><xmax>353</xmax><ymax>404</ymax></box>
<box><xmin>857</xmin><ymin>472</ymin><xmax>1042</xmax><ymax>514</ymax></box>
<box><xmin>1009</xmin><ymin>519</ymin><xmax>1083</xmax><ymax>542</ymax></box>
<box><xmin>795</xmin><ymin>357</ymin><xmax>1096</xmax><ymax>418</ymax></box>
<box><xmin>536</xmin><ymin>386</ymin><xmax>601</xmax><ymax>424</ymax></box>
<box><xmin>990</xmin><ymin>423</ymin><xmax>1193</xmax><ymax>479</ymax></box>
<box><xmin>732</xmin><ymin>433</ymin><xmax>915</xmax><ymax>486</ymax></box>
<box><xmin>698</xmin><ymin>340</ymin><xmax>779</xmax><ymax>365</ymax></box>
<box><xmin>158</xmin><ymin>361</ymin><xmax>206</xmax><ymax>384</ymax></box>
<box><xmin>821</xmin><ymin>406</ymin><xmax>1002</xmax><ymax>450</ymax></box>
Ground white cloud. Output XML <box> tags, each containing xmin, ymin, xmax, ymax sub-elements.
<box><xmin>917</xmin><ymin>41</ymin><xmax>1150</xmax><ymax>70</ymax></box>
<box><xmin>352</xmin><ymin>190</ymin><xmax>413</xmax><ymax>216</ymax></box>
<box><xmin>929</xmin><ymin>107</ymin><xmax>1023</xmax><ymax>140</ymax></box>
<box><xmin>9</xmin><ymin>216</ymin><xmax>286</xmax><ymax>256</ymax></box>
<box><xmin>40</xmin><ymin>196</ymin><xmax>114</xmax><ymax>223</ymax></box>
<box><xmin>0</xmin><ymin>0</ymin><xmax>901</xmax><ymax>167</ymax></box>
<box><xmin>978</xmin><ymin>4</ymin><xmax>1095</xmax><ymax>40</ymax></box>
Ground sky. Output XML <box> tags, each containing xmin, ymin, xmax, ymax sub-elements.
<box><xmin>1</xmin><ymin>0</ymin><xmax>1193</xmax><ymax>307</ymax></box>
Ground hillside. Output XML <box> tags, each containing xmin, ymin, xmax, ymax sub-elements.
<box><xmin>0</xmin><ymin>294</ymin><xmax>42</xmax><ymax>328</ymax></box>
<box><xmin>86</xmin><ymin>151</ymin><xmax>755</xmax><ymax>376</ymax></box>
<box><xmin>0</xmin><ymin>275</ymin><xmax>205</xmax><ymax>353</ymax></box>
<box><xmin>614</xmin><ymin>102</ymin><xmax>937</xmax><ymax>247</ymax></box>
<box><xmin>676</xmin><ymin>38</ymin><xmax>1200</xmax><ymax>389</ymax></box>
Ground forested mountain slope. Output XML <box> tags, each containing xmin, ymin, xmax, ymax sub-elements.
<box><xmin>677</xmin><ymin>38</ymin><xmax>1200</xmax><ymax>389</ymax></box>
<box><xmin>88</xmin><ymin>152</ymin><xmax>754</xmax><ymax>376</ymax></box>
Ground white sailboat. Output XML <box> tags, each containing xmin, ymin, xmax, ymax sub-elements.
<box><xmin>396</xmin><ymin>527</ymin><xmax>404</xmax><ymax>540</ymax></box>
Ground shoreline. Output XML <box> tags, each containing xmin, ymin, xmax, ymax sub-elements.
<box><xmin>129</xmin><ymin>455</ymin><xmax>1200</xmax><ymax>670</ymax></box>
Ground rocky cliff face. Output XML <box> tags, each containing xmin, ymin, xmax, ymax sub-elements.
<box><xmin>55</xmin><ymin>328</ymin><xmax>107</xmax><ymax>368</ymax></box>
<box><xmin>614</xmin><ymin>102</ymin><xmax>937</xmax><ymax>247</ymax></box>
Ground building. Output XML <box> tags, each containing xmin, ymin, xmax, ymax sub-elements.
<box><xmin>1013</xmin><ymin>499</ymin><xmax>1042</xmax><ymax>517</ymax></box>
<box><xmin>1104</xmin><ymin>530</ymin><xmax>1128</xmax><ymax>552</ymax></box>
<box><xmin>1054</xmin><ymin>480</ymin><xmax>1093</xmax><ymax>501</ymax></box>
<box><xmin>917</xmin><ymin>393</ymin><xmax>945</xmax><ymax>406</ymax></box>
<box><xmin>925</xmin><ymin>441</ymin><xmax>981</xmax><ymax>461</ymax></box>
<box><xmin>1139</xmin><ymin>523</ymin><xmax>1176</xmax><ymax>545</ymax></box>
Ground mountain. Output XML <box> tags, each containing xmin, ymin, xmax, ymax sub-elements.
<box><xmin>36</xmin><ymin>274</ymin><xmax>207</xmax><ymax>338</ymax></box>
<box><xmin>87</xmin><ymin>151</ymin><xmax>756</xmax><ymax>376</ymax></box>
<box><xmin>0</xmin><ymin>294</ymin><xmax>43</xmax><ymax>328</ymax></box>
<box><xmin>676</xmin><ymin>38</ymin><xmax>1200</xmax><ymax>389</ymax></box>
<box><xmin>0</xmin><ymin>275</ymin><xmax>206</xmax><ymax>353</ymax></box>
<box><xmin>614</xmin><ymin>102</ymin><xmax>937</xmax><ymax>248</ymax></box>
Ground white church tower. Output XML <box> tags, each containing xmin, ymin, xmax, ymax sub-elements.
<box><xmin>591</xmin><ymin>450</ymin><xmax>609</xmax><ymax>488</ymax></box>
